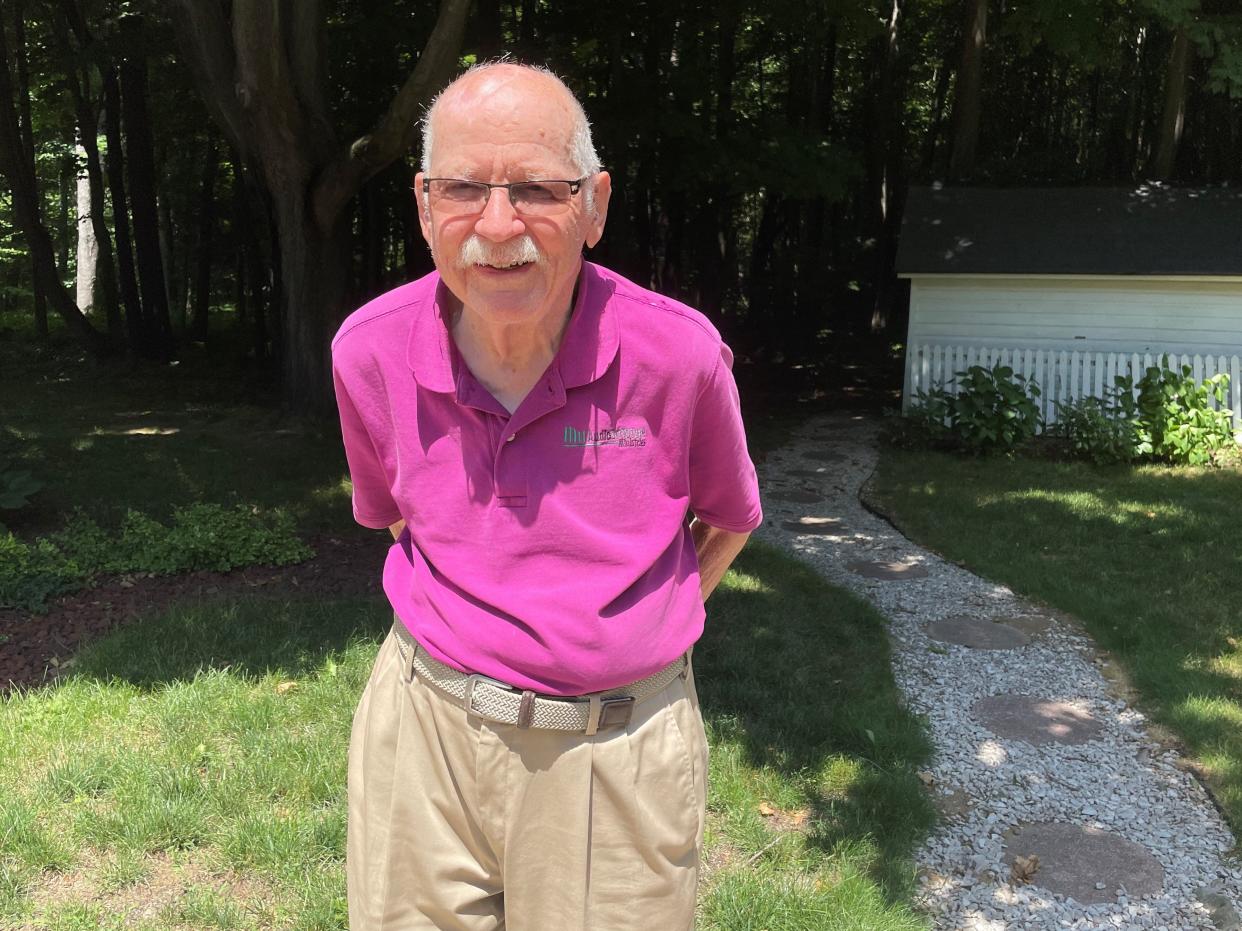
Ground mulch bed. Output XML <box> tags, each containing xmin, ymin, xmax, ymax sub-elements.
<box><xmin>0</xmin><ymin>531</ymin><xmax>390</xmax><ymax>696</ymax></box>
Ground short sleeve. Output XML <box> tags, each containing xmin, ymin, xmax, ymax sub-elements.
<box><xmin>331</xmin><ymin>359</ymin><xmax>403</xmax><ymax>530</ymax></box>
<box><xmin>687</xmin><ymin>339</ymin><xmax>763</xmax><ymax>533</ymax></box>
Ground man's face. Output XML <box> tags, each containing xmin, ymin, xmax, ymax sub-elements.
<box><xmin>415</xmin><ymin>71</ymin><xmax>611</xmax><ymax>323</ymax></box>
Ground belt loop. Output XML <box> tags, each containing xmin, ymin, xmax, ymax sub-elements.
<box><xmin>516</xmin><ymin>690</ymin><xmax>536</xmax><ymax>729</ymax></box>
<box><xmin>584</xmin><ymin>695</ymin><xmax>602</xmax><ymax>736</ymax></box>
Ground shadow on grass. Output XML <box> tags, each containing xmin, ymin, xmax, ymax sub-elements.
<box><xmin>695</xmin><ymin>541</ymin><xmax>937</xmax><ymax>904</ymax></box>
<box><xmin>0</xmin><ymin>331</ymin><xmax>354</xmax><ymax>539</ymax></box>
<box><xmin>58</xmin><ymin>536</ymin><xmax>936</xmax><ymax>908</ymax></box>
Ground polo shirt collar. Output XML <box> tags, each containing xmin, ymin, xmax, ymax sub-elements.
<box><xmin>406</xmin><ymin>260</ymin><xmax>619</xmax><ymax>396</ymax></box>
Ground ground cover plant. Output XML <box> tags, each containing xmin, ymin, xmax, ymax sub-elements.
<box><xmin>868</xmin><ymin>448</ymin><xmax>1242</xmax><ymax>840</ymax></box>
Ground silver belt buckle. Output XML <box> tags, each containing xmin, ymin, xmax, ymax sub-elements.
<box><xmin>464</xmin><ymin>672</ymin><xmax>520</xmax><ymax>723</ymax></box>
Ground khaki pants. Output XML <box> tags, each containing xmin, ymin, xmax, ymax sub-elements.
<box><xmin>346</xmin><ymin>621</ymin><xmax>709</xmax><ymax>930</ymax></box>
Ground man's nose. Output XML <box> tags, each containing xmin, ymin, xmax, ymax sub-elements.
<box><xmin>474</xmin><ymin>186</ymin><xmax>525</xmax><ymax>241</ymax></box>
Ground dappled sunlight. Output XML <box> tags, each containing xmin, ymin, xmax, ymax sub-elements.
<box><xmin>1174</xmin><ymin>695</ymin><xmax>1242</xmax><ymax>730</ymax></box>
<box><xmin>819</xmin><ymin>755</ymin><xmax>865</xmax><ymax>800</ymax></box>
<box><xmin>722</xmin><ymin>570</ymin><xmax>773</xmax><ymax>594</ymax></box>
<box><xmin>88</xmin><ymin>426</ymin><xmax>183</xmax><ymax>437</ymax></box>
<box><xmin>976</xmin><ymin>739</ymin><xmax>1008</xmax><ymax>767</ymax></box>
<box><xmin>994</xmin><ymin>487</ymin><xmax>1190</xmax><ymax>526</ymax></box>
<box><xmin>309</xmin><ymin>478</ymin><xmax>354</xmax><ymax>508</ymax></box>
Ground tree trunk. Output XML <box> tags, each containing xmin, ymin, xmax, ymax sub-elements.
<box><xmin>101</xmin><ymin>64</ymin><xmax>144</xmax><ymax>357</ymax></box>
<box><xmin>871</xmin><ymin>0</ymin><xmax>907</xmax><ymax>334</ymax></box>
<box><xmin>74</xmin><ymin>142</ymin><xmax>98</xmax><ymax>314</ymax></box>
<box><xmin>50</xmin><ymin>0</ymin><xmax>125</xmax><ymax>346</ymax></box>
<box><xmin>12</xmin><ymin>0</ymin><xmax>47</xmax><ymax>340</ymax></box>
<box><xmin>191</xmin><ymin>137</ymin><xmax>217</xmax><ymax>342</ymax></box>
<box><xmin>0</xmin><ymin>0</ymin><xmax>106</xmax><ymax>356</ymax></box>
<box><xmin>1151</xmin><ymin>26</ymin><xmax>1191</xmax><ymax>179</ymax></box>
<box><xmin>948</xmin><ymin>0</ymin><xmax>987</xmax><ymax>179</ymax></box>
<box><xmin>119</xmin><ymin>49</ymin><xmax>174</xmax><ymax>361</ymax></box>
<box><xmin>168</xmin><ymin>0</ymin><xmax>472</xmax><ymax>418</ymax></box>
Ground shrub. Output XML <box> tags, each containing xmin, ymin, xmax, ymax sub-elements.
<box><xmin>881</xmin><ymin>389</ymin><xmax>955</xmax><ymax>451</ymax></box>
<box><xmin>1052</xmin><ymin>394</ymin><xmax>1140</xmax><ymax>465</ymax></box>
<box><xmin>0</xmin><ymin>503</ymin><xmax>314</xmax><ymax>613</ymax></box>
<box><xmin>898</xmin><ymin>364</ymin><xmax>1042</xmax><ymax>456</ymax></box>
<box><xmin>1127</xmin><ymin>357</ymin><xmax>1235</xmax><ymax>466</ymax></box>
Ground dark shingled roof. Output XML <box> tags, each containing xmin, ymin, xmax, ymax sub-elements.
<box><xmin>895</xmin><ymin>185</ymin><xmax>1242</xmax><ymax>277</ymax></box>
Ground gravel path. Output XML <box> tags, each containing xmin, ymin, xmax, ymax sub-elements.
<box><xmin>749</xmin><ymin>413</ymin><xmax>1242</xmax><ymax>931</ymax></box>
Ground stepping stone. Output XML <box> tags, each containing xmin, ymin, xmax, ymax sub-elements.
<box><xmin>972</xmin><ymin>694</ymin><xmax>1103</xmax><ymax>745</ymax></box>
<box><xmin>1001</xmin><ymin>822</ymin><xmax>1164</xmax><ymax>905</ymax></box>
<box><xmin>846</xmin><ymin>560</ymin><xmax>929</xmax><ymax>581</ymax></box>
<box><xmin>801</xmin><ymin>450</ymin><xmax>845</xmax><ymax>463</ymax></box>
<box><xmin>767</xmin><ymin>489</ymin><xmax>825</xmax><ymax>504</ymax></box>
<box><xmin>995</xmin><ymin>614</ymin><xmax>1055</xmax><ymax>636</ymax></box>
<box><xmin>785</xmin><ymin>468</ymin><xmax>828</xmax><ymax>478</ymax></box>
<box><xmin>931</xmin><ymin>786</ymin><xmax>973</xmax><ymax>821</ymax></box>
<box><xmin>926</xmin><ymin>615</ymin><xmax>1030</xmax><ymax>650</ymax></box>
<box><xmin>781</xmin><ymin>517</ymin><xmax>844</xmax><ymax>535</ymax></box>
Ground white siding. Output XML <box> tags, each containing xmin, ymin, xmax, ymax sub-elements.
<box><xmin>906</xmin><ymin>277</ymin><xmax>1242</xmax><ymax>356</ymax></box>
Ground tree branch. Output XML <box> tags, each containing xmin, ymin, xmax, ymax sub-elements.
<box><xmin>311</xmin><ymin>0</ymin><xmax>473</xmax><ymax>231</ymax></box>
<box><xmin>166</xmin><ymin>0</ymin><xmax>252</xmax><ymax>164</ymax></box>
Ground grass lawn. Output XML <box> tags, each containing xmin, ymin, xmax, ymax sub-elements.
<box><xmin>1</xmin><ymin>543</ymin><xmax>936</xmax><ymax>930</ymax></box>
<box><xmin>2</xmin><ymin>322</ymin><xmax>937</xmax><ymax>929</ymax></box>
<box><xmin>869</xmin><ymin>446</ymin><xmax>1242</xmax><ymax>840</ymax></box>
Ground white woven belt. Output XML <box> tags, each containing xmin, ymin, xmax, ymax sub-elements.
<box><xmin>391</xmin><ymin>621</ymin><xmax>689</xmax><ymax>736</ymax></box>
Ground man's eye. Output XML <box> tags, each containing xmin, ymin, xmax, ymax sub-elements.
<box><xmin>442</xmin><ymin>181</ymin><xmax>483</xmax><ymax>199</ymax></box>
<box><xmin>515</xmin><ymin>183</ymin><xmax>561</xmax><ymax>203</ymax></box>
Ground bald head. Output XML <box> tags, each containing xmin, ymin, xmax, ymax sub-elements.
<box><xmin>420</xmin><ymin>62</ymin><xmax>601</xmax><ymax>187</ymax></box>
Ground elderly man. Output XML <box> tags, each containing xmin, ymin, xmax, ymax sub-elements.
<box><xmin>330</xmin><ymin>61</ymin><xmax>762</xmax><ymax>931</ymax></box>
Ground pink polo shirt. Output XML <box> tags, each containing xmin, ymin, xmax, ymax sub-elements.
<box><xmin>330</xmin><ymin>260</ymin><xmax>762</xmax><ymax>696</ymax></box>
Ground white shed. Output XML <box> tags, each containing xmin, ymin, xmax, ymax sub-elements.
<box><xmin>894</xmin><ymin>184</ymin><xmax>1242</xmax><ymax>426</ymax></box>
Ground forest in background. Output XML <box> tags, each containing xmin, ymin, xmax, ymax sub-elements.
<box><xmin>1</xmin><ymin>0</ymin><xmax>1241</xmax><ymax>417</ymax></box>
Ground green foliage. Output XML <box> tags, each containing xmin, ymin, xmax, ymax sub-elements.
<box><xmin>880</xmin><ymin>390</ymin><xmax>955</xmax><ymax>451</ymax></box>
<box><xmin>0</xmin><ymin>503</ymin><xmax>313</xmax><ymax>613</ymax></box>
<box><xmin>1052</xmin><ymin>356</ymin><xmax>1236</xmax><ymax>466</ymax></box>
<box><xmin>1128</xmin><ymin>357</ymin><xmax>1236</xmax><ymax>465</ymax></box>
<box><xmin>1052</xmin><ymin>395</ymin><xmax>1140</xmax><ymax>465</ymax></box>
<box><xmin>898</xmin><ymin>364</ymin><xmax>1043</xmax><ymax>457</ymax></box>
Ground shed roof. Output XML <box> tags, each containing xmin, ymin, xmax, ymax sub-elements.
<box><xmin>895</xmin><ymin>184</ymin><xmax>1242</xmax><ymax>277</ymax></box>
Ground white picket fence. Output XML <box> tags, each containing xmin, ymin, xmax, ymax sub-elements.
<box><xmin>903</xmin><ymin>343</ymin><xmax>1242</xmax><ymax>429</ymax></box>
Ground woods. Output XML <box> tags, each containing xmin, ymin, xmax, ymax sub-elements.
<box><xmin>2</xmin><ymin>0</ymin><xmax>1241</xmax><ymax>418</ymax></box>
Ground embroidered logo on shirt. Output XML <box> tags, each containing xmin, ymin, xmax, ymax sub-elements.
<box><xmin>562</xmin><ymin>425</ymin><xmax>647</xmax><ymax>447</ymax></box>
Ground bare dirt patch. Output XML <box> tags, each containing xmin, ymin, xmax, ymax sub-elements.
<box><xmin>19</xmin><ymin>848</ymin><xmax>279</xmax><ymax>929</ymax></box>
<box><xmin>1</xmin><ymin>530</ymin><xmax>387</xmax><ymax>695</ymax></box>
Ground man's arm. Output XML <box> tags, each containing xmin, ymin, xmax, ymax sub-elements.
<box><xmin>690</xmin><ymin>515</ymin><xmax>752</xmax><ymax>603</ymax></box>
<box><xmin>388</xmin><ymin>519</ymin><xmax>406</xmax><ymax>541</ymax></box>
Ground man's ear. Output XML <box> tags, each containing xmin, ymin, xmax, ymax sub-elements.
<box><xmin>584</xmin><ymin>171</ymin><xmax>612</xmax><ymax>249</ymax></box>
<box><xmin>414</xmin><ymin>172</ymin><xmax>433</xmax><ymax>247</ymax></box>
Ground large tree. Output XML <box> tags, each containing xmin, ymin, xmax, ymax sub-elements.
<box><xmin>167</xmin><ymin>0</ymin><xmax>471</xmax><ymax>418</ymax></box>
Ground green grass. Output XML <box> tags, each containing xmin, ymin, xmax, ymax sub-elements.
<box><xmin>0</xmin><ymin>544</ymin><xmax>936</xmax><ymax>929</ymax></box>
<box><xmin>869</xmin><ymin>446</ymin><xmax>1242</xmax><ymax>839</ymax></box>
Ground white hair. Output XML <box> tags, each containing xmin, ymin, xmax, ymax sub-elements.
<box><xmin>419</xmin><ymin>60</ymin><xmax>601</xmax><ymax>211</ymax></box>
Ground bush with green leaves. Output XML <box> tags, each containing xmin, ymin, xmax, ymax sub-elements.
<box><xmin>881</xmin><ymin>389</ymin><xmax>955</xmax><ymax>450</ymax></box>
<box><xmin>1049</xmin><ymin>357</ymin><xmax>1236</xmax><ymax>466</ymax></box>
<box><xmin>1052</xmin><ymin>394</ymin><xmax>1141</xmax><ymax>465</ymax></box>
<box><xmin>900</xmin><ymin>363</ymin><xmax>1043</xmax><ymax>456</ymax></box>
<box><xmin>0</xmin><ymin>502</ymin><xmax>314</xmax><ymax>613</ymax></box>
<box><xmin>1126</xmin><ymin>357</ymin><xmax>1235</xmax><ymax>466</ymax></box>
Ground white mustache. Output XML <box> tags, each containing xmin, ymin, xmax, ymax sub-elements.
<box><xmin>458</xmin><ymin>235</ymin><xmax>541</xmax><ymax>268</ymax></box>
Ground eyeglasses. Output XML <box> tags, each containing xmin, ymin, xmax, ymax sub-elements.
<box><xmin>421</xmin><ymin>177</ymin><xmax>587</xmax><ymax>216</ymax></box>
